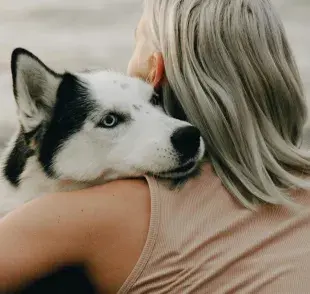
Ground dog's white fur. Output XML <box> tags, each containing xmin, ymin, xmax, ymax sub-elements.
<box><xmin>0</xmin><ymin>49</ymin><xmax>205</xmax><ymax>217</ymax></box>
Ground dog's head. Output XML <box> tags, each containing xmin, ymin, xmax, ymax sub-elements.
<box><xmin>4</xmin><ymin>48</ymin><xmax>205</xmax><ymax>185</ymax></box>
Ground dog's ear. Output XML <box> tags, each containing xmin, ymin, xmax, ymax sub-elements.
<box><xmin>11</xmin><ymin>48</ymin><xmax>62</xmax><ymax>133</ymax></box>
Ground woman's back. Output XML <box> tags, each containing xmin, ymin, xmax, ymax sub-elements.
<box><xmin>119</xmin><ymin>164</ymin><xmax>310</xmax><ymax>293</ymax></box>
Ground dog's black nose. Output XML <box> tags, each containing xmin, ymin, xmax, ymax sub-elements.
<box><xmin>171</xmin><ymin>126</ymin><xmax>201</xmax><ymax>162</ymax></box>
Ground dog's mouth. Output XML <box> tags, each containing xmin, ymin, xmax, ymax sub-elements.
<box><xmin>157</xmin><ymin>160</ymin><xmax>197</xmax><ymax>179</ymax></box>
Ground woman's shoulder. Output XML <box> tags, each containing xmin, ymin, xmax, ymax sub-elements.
<box><xmin>0</xmin><ymin>179</ymin><xmax>151</xmax><ymax>292</ymax></box>
<box><xmin>72</xmin><ymin>178</ymin><xmax>151</xmax><ymax>203</ymax></box>
<box><xmin>73</xmin><ymin>179</ymin><xmax>152</xmax><ymax>291</ymax></box>
<box><xmin>51</xmin><ymin>178</ymin><xmax>151</xmax><ymax>218</ymax></box>
<box><xmin>52</xmin><ymin>178</ymin><xmax>152</xmax><ymax>253</ymax></box>
<box><xmin>28</xmin><ymin>178</ymin><xmax>152</xmax><ymax>232</ymax></box>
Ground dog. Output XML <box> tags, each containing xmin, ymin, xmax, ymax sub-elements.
<box><xmin>0</xmin><ymin>48</ymin><xmax>204</xmax><ymax>293</ymax></box>
<box><xmin>0</xmin><ymin>48</ymin><xmax>205</xmax><ymax>218</ymax></box>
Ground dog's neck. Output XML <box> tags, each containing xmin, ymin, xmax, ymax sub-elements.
<box><xmin>16</xmin><ymin>156</ymin><xmax>89</xmax><ymax>194</ymax></box>
<box><xmin>0</xmin><ymin>131</ymin><xmax>94</xmax><ymax>217</ymax></box>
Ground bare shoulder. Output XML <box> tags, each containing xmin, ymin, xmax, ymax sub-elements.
<box><xmin>80</xmin><ymin>179</ymin><xmax>152</xmax><ymax>291</ymax></box>
<box><xmin>23</xmin><ymin>178</ymin><xmax>150</xmax><ymax>221</ymax></box>
<box><xmin>0</xmin><ymin>179</ymin><xmax>150</xmax><ymax>291</ymax></box>
<box><xmin>61</xmin><ymin>178</ymin><xmax>151</xmax><ymax>232</ymax></box>
<box><xmin>3</xmin><ymin>178</ymin><xmax>151</xmax><ymax>229</ymax></box>
<box><xmin>28</xmin><ymin>178</ymin><xmax>151</xmax><ymax>248</ymax></box>
<box><xmin>65</xmin><ymin>178</ymin><xmax>152</xmax><ymax>240</ymax></box>
<box><xmin>70</xmin><ymin>179</ymin><xmax>152</xmax><ymax>292</ymax></box>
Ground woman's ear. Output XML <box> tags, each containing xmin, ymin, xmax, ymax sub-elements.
<box><xmin>147</xmin><ymin>52</ymin><xmax>165</xmax><ymax>89</ymax></box>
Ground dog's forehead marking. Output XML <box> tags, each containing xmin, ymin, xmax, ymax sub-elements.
<box><xmin>78</xmin><ymin>71</ymin><xmax>153</xmax><ymax>104</ymax></box>
<box><xmin>111</xmin><ymin>79</ymin><xmax>129</xmax><ymax>90</ymax></box>
<box><xmin>120</xmin><ymin>83</ymin><xmax>129</xmax><ymax>90</ymax></box>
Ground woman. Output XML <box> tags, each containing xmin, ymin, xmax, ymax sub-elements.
<box><xmin>1</xmin><ymin>0</ymin><xmax>310</xmax><ymax>293</ymax></box>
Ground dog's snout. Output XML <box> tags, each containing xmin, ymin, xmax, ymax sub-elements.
<box><xmin>171</xmin><ymin>126</ymin><xmax>201</xmax><ymax>162</ymax></box>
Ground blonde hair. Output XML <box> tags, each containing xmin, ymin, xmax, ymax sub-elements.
<box><xmin>144</xmin><ymin>0</ymin><xmax>310</xmax><ymax>209</ymax></box>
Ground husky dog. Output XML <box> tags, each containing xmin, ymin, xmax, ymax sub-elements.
<box><xmin>0</xmin><ymin>48</ymin><xmax>205</xmax><ymax>218</ymax></box>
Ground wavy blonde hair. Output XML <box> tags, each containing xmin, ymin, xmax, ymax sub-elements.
<box><xmin>143</xmin><ymin>0</ymin><xmax>310</xmax><ymax>209</ymax></box>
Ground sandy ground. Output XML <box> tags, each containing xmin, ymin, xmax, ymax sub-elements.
<box><xmin>0</xmin><ymin>0</ymin><xmax>309</xmax><ymax>148</ymax></box>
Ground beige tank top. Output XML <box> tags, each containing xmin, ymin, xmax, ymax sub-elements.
<box><xmin>118</xmin><ymin>163</ymin><xmax>310</xmax><ymax>294</ymax></box>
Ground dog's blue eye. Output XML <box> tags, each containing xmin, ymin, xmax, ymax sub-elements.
<box><xmin>97</xmin><ymin>114</ymin><xmax>119</xmax><ymax>128</ymax></box>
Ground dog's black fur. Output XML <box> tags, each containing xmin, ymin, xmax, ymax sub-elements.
<box><xmin>38</xmin><ymin>73</ymin><xmax>94</xmax><ymax>178</ymax></box>
<box><xmin>4</xmin><ymin>131</ymin><xmax>34</xmax><ymax>187</ymax></box>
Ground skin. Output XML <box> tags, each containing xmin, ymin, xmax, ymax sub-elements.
<box><xmin>0</xmin><ymin>17</ymin><xmax>164</xmax><ymax>294</ymax></box>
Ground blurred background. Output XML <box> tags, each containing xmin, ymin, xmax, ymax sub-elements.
<box><xmin>0</xmin><ymin>0</ymin><xmax>309</xmax><ymax>150</ymax></box>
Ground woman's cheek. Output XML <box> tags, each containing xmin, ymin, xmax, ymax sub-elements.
<box><xmin>127</xmin><ymin>47</ymin><xmax>140</xmax><ymax>77</ymax></box>
<box><xmin>127</xmin><ymin>56</ymin><xmax>136</xmax><ymax>77</ymax></box>
<box><xmin>127</xmin><ymin>45</ymin><xmax>150</xmax><ymax>80</ymax></box>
